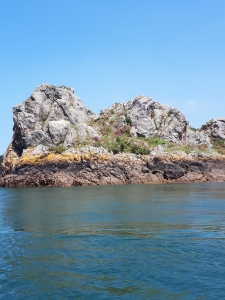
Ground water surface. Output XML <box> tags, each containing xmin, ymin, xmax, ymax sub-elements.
<box><xmin>0</xmin><ymin>183</ymin><xmax>225</xmax><ymax>299</ymax></box>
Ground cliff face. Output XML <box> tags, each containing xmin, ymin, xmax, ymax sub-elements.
<box><xmin>1</xmin><ymin>84</ymin><xmax>225</xmax><ymax>187</ymax></box>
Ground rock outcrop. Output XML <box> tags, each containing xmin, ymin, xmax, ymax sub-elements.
<box><xmin>12</xmin><ymin>84</ymin><xmax>100</xmax><ymax>156</ymax></box>
<box><xmin>101</xmin><ymin>95</ymin><xmax>211</xmax><ymax>146</ymax></box>
<box><xmin>201</xmin><ymin>118</ymin><xmax>225</xmax><ymax>139</ymax></box>
<box><xmin>1</xmin><ymin>84</ymin><xmax>225</xmax><ymax>188</ymax></box>
<box><xmin>1</xmin><ymin>151</ymin><xmax>225</xmax><ymax>187</ymax></box>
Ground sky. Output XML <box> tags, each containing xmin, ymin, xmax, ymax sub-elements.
<box><xmin>0</xmin><ymin>0</ymin><xmax>225</xmax><ymax>154</ymax></box>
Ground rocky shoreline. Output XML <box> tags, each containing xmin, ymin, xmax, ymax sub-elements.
<box><xmin>1</xmin><ymin>84</ymin><xmax>225</xmax><ymax>188</ymax></box>
<box><xmin>1</xmin><ymin>150</ymin><xmax>225</xmax><ymax>187</ymax></box>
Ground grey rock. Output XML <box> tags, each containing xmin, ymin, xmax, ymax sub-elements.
<box><xmin>186</xmin><ymin>129</ymin><xmax>211</xmax><ymax>147</ymax></box>
<box><xmin>7</xmin><ymin>84</ymin><xmax>224</xmax><ymax>161</ymax></box>
<box><xmin>125</xmin><ymin>96</ymin><xmax>189</xmax><ymax>143</ymax></box>
<box><xmin>64</xmin><ymin>146</ymin><xmax>108</xmax><ymax>155</ymax></box>
<box><xmin>64</xmin><ymin>128</ymin><xmax>77</xmax><ymax>148</ymax></box>
<box><xmin>150</xmin><ymin>145</ymin><xmax>167</xmax><ymax>156</ymax></box>
<box><xmin>102</xmin><ymin>103</ymin><xmax>125</xmax><ymax>115</ymax></box>
<box><xmin>109</xmin><ymin>115</ymin><xmax>115</xmax><ymax>123</ymax></box>
<box><xmin>102</xmin><ymin>95</ymin><xmax>216</xmax><ymax>147</ymax></box>
<box><xmin>202</xmin><ymin>118</ymin><xmax>225</xmax><ymax>139</ymax></box>
<box><xmin>11</xmin><ymin>84</ymin><xmax>100</xmax><ymax>156</ymax></box>
<box><xmin>32</xmin><ymin>145</ymin><xmax>50</xmax><ymax>155</ymax></box>
<box><xmin>75</xmin><ymin>124</ymin><xmax>101</xmax><ymax>140</ymax></box>
<box><xmin>79</xmin><ymin>146</ymin><xmax>108</xmax><ymax>154</ymax></box>
<box><xmin>118</xmin><ymin>115</ymin><xmax>126</xmax><ymax>130</ymax></box>
<box><xmin>48</xmin><ymin>120</ymin><xmax>71</xmax><ymax>145</ymax></box>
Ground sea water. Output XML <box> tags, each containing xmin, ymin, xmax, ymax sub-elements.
<box><xmin>0</xmin><ymin>183</ymin><xmax>225</xmax><ymax>299</ymax></box>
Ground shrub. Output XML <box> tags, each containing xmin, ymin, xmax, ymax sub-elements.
<box><xmin>52</xmin><ymin>145</ymin><xmax>66</xmax><ymax>154</ymax></box>
<box><xmin>121</xmin><ymin>124</ymin><xmax>131</xmax><ymax>135</ymax></box>
<box><xmin>108</xmin><ymin>141</ymin><xmax>121</xmax><ymax>154</ymax></box>
<box><xmin>130</xmin><ymin>144</ymin><xmax>149</xmax><ymax>155</ymax></box>
<box><xmin>94</xmin><ymin>140</ymin><xmax>101</xmax><ymax>147</ymax></box>
<box><xmin>200</xmin><ymin>124</ymin><xmax>210</xmax><ymax>131</ymax></box>
<box><xmin>212</xmin><ymin>137</ymin><xmax>225</xmax><ymax>149</ymax></box>
<box><xmin>106</xmin><ymin>136</ymin><xmax>150</xmax><ymax>155</ymax></box>
<box><xmin>211</xmin><ymin>137</ymin><xmax>225</xmax><ymax>155</ymax></box>
<box><xmin>146</xmin><ymin>137</ymin><xmax>168</xmax><ymax>147</ymax></box>
<box><xmin>125</xmin><ymin>116</ymin><xmax>132</xmax><ymax>125</ymax></box>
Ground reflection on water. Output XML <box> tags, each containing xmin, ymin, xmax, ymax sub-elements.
<box><xmin>1</xmin><ymin>183</ymin><xmax>225</xmax><ymax>299</ymax></box>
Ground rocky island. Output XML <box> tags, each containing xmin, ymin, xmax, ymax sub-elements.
<box><xmin>0</xmin><ymin>84</ymin><xmax>225</xmax><ymax>187</ymax></box>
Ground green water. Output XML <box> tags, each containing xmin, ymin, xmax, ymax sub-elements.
<box><xmin>0</xmin><ymin>183</ymin><xmax>225</xmax><ymax>299</ymax></box>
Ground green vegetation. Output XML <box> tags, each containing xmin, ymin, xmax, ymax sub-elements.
<box><xmin>200</xmin><ymin>123</ymin><xmax>210</xmax><ymax>131</ymax></box>
<box><xmin>83</xmin><ymin>107</ymin><xmax>215</xmax><ymax>155</ymax></box>
<box><xmin>125</xmin><ymin>116</ymin><xmax>132</xmax><ymax>125</ymax></box>
<box><xmin>105</xmin><ymin>136</ymin><xmax>150</xmax><ymax>155</ymax></box>
<box><xmin>51</xmin><ymin>145</ymin><xmax>66</xmax><ymax>154</ymax></box>
<box><xmin>212</xmin><ymin>137</ymin><xmax>225</xmax><ymax>155</ymax></box>
<box><xmin>165</xmin><ymin>143</ymin><xmax>211</xmax><ymax>155</ymax></box>
<box><xmin>144</xmin><ymin>137</ymin><xmax>168</xmax><ymax>147</ymax></box>
<box><xmin>90</xmin><ymin>134</ymin><xmax>170</xmax><ymax>155</ymax></box>
<box><xmin>165</xmin><ymin>144</ymin><xmax>192</xmax><ymax>154</ymax></box>
<box><xmin>58</xmin><ymin>85</ymin><xmax>71</xmax><ymax>90</ymax></box>
<box><xmin>47</xmin><ymin>105</ymin><xmax>225</xmax><ymax>156</ymax></box>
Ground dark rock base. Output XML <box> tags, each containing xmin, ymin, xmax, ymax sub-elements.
<box><xmin>1</xmin><ymin>157</ymin><xmax>225</xmax><ymax>187</ymax></box>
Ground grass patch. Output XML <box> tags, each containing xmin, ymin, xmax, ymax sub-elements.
<box><xmin>144</xmin><ymin>137</ymin><xmax>168</xmax><ymax>147</ymax></box>
<box><xmin>212</xmin><ymin>137</ymin><xmax>225</xmax><ymax>154</ymax></box>
<box><xmin>165</xmin><ymin>144</ymin><xmax>192</xmax><ymax>154</ymax></box>
<box><xmin>51</xmin><ymin>145</ymin><xmax>66</xmax><ymax>154</ymax></box>
<box><xmin>94</xmin><ymin>135</ymin><xmax>152</xmax><ymax>155</ymax></box>
<box><xmin>165</xmin><ymin>143</ymin><xmax>211</xmax><ymax>155</ymax></box>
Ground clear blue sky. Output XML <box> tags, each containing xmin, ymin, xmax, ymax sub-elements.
<box><xmin>0</xmin><ymin>0</ymin><xmax>225</xmax><ymax>154</ymax></box>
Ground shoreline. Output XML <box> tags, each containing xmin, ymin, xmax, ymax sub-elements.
<box><xmin>1</xmin><ymin>151</ymin><xmax>225</xmax><ymax>188</ymax></box>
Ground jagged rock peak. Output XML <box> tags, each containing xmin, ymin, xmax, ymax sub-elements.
<box><xmin>100</xmin><ymin>95</ymin><xmax>211</xmax><ymax>145</ymax></box>
<box><xmin>12</xmin><ymin>84</ymin><xmax>100</xmax><ymax>156</ymax></box>
<box><xmin>126</xmin><ymin>95</ymin><xmax>189</xmax><ymax>143</ymax></box>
